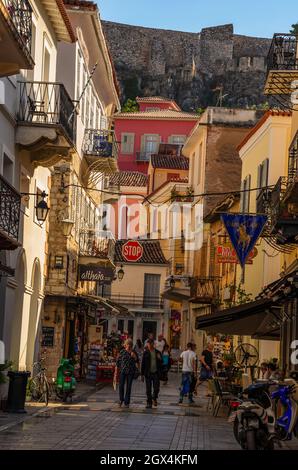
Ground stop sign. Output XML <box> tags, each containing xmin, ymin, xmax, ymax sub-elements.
<box><xmin>122</xmin><ymin>240</ymin><xmax>143</xmax><ymax>262</ymax></box>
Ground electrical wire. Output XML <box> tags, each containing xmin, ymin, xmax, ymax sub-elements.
<box><xmin>61</xmin><ymin>183</ymin><xmax>276</xmax><ymax>208</ymax></box>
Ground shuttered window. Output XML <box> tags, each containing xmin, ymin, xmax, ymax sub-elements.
<box><xmin>121</xmin><ymin>133</ymin><xmax>135</xmax><ymax>154</ymax></box>
<box><xmin>240</xmin><ymin>175</ymin><xmax>251</xmax><ymax>213</ymax></box>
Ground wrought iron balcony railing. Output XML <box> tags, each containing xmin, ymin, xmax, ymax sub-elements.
<box><xmin>83</xmin><ymin>129</ymin><xmax>118</xmax><ymax>159</ymax></box>
<box><xmin>106</xmin><ymin>293</ymin><xmax>164</xmax><ymax>309</ymax></box>
<box><xmin>79</xmin><ymin>229</ymin><xmax>115</xmax><ymax>263</ymax></box>
<box><xmin>17</xmin><ymin>81</ymin><xmax>76</xmax><ymax>143</ymax></box>
<box><xmin>190</xmin><ymin>276</ymin><xmax>221</xmax><ymax>305</ymax></box>
<box><xmin>267</xmin><ymin>33</ymin><xmax>298</xmax><ymax>73</ymax></box>
<box><xmin>0</xmin><ymin>174</ymin><xmax>21</xmax><ymax>247</ymax></box>
<box><xmin>1</xmin><ymin>0</ymin><xmax>32</xmax><ymax>52</ymax></box>
<box><xmin>256</xmin><ymin>188</ymin><xmax>272</xmax><ymax>215</ymax></box>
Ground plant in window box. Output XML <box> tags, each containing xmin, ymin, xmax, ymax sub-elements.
<box><xmin>170</xmin><ymin>188</ymin><xmax>179</xmax><ymax>202</ymax></box>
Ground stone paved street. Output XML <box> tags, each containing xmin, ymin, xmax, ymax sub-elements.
<box><xmin>0</xmin><ymin>373</ymin><xmax>297</xmax><ymax>451</ymax></box>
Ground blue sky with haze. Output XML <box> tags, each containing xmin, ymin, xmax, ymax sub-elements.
<box><xmin>97</xmin><ymin>0</ymin><xmax>297</xmax><ymax>38</ymax></box>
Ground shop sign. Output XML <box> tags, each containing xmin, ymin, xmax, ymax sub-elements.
<box><xmin>216</xmin><ymin>244</ymin><xmax>258</xmax><ymax>264</ymax></box>
<box><xmin>79</xmin><ymin>265</ymin><xmax>114</xmax><ymax>283</ymax></box>
<box><xmin>41</xmin><ymin>327</ymin><xmax>55</xmax><ymax>347</ymax></box>
<box><xmin>221</xmin><ymin>213</ymin><xmax>267</xmax><ymax>268</ymax></box>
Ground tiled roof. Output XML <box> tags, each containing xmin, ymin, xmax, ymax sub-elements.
<box><xmin>136</xmin><ymin>96</ymin><xmax>174</xmax><ymax>103</ymax></box>
<box><xmin>115</xmin><ymin>240</ymin><xmax>168</xmax><ymax>265</ymax></box>
<box><xmin>115</xmin><ymin>109</ymin><xmax>198</xmax><ymax>120</ymax></box>
<box><xmin>109</xmin><ymin>171</ymin><xmax>148</xmax><ymax>187</ymax></box>
<box><xmin>151</xmin><ymin>154</ymin><xmax>189</xmax><ymax>170</ymax></box>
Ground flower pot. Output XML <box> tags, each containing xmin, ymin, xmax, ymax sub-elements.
<box><xmin>0</xmin><ymin>370</ymin><xmax>9</xmax><ymax>408</ymax></box>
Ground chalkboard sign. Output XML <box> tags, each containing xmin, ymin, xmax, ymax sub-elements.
<box><xmin>42</xmin><ymin>327</ymin><xmax>55</xmax><ymax>347</ymax></box>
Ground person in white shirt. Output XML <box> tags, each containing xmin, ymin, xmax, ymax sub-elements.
<box><xmin>179</xmin><ymin>343</ymin><xmax>196</xmax><ymax>404</ymax></box>
<box><xmin>154</xmin><ymin>334</ymin><xmax>166</xmax><ymax>353</ymax></box>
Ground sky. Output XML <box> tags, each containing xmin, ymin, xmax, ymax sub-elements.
<box><xmin>97</xmin><ymin>0</ymin><xmax>297</xmax><ymax>38</ymax></box>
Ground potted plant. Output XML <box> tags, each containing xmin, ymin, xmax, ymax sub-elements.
<box><xmin>0</xmin><ymin>361</ymin><xmax>13</xmax><ymax>410</ymax></box>
<box><xmin>222</xmin><ymin>352</ymin><xmax>235</xmax><ymax>368</ymax></box>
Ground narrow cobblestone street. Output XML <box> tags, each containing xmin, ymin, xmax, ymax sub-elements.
<box><xmin>0</xmin><ymin>373</ymin><xmax>297</xmax><ymax>451</ymax></box>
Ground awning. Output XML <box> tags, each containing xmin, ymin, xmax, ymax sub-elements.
<box><xmin>195</xmin><ymin>298</ymin><xmax>281</xmax><ymax>340</ymax></box>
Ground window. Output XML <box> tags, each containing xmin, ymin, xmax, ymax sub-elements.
<box><xmin>143</xmin><ymin>274</ymin><xmax>161</xmax><ymax>308</ymax></box>
<box><xmin>167</xmin><ymin>172</ymin><xmax>179</xmax><ymax>181</ymax></box>
<box><xmin>121</xmin><ymin>133</ymin><xmax>135</xmax><ymax>154</ymax></box>
<box><xmin>257</xmin><ymin>159</ymin><xmax>269</xmax><ymax>198</ymax></box>
<box><xmin>2</xmin><ymin>153</ymin><xmax>14</xmax><ymax>184</ymax></box>
<box><xmin>168</xmin><ymin>135</ymin><xmax>186</xmax><ymax>145</ymax></box>
<box><xmin>141</xmin><ymin>134</ymin><xmax>160</xmax><ymax>157</ymax></box>
<box><xmin>117</xmin><ymin>319</ymin><xmax>124</xmax><ymax>334</ymax></box>
<box><xmin>197</xmin><ymin>142</ymin><xmax>203</xmax><ymax>185</ymax></box>
<box><xmin>128</xmin><ymin>320</ymin><xmax>134</xmax><ymax>337</ymax></box>
<box><xmin>240</xmin><ymin>175</ymin><xmax>251</xmax><ymax>213</ymax></box>
<box><xmin>76</xmin><ymin>50</ymin><xmax>82</xmax><ymax>101</ymax></box>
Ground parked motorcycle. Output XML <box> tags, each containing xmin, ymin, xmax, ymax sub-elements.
<box><xmin>230</xmin><ymin>379</ymin><xmax>298</xmax><ymax>450</ymax></box>
<box><xmin>56</xmin><ymin>358</ymin><xmax>76</xmax><ymax>402</ymax></box>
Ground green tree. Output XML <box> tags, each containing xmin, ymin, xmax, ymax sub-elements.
<box><xmin>122</xmin><ymin>99</ymin><xmax>139</xmax><ymax>113</ymax></box>
<box><xmin>290</xmin><ymin>23</ymin><xmax>298</xmax><ymax>35</ymax></box>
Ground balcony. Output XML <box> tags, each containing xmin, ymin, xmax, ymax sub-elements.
<box><xmin>106</xmin><ymin>293</ymin><xmax>164</xmax><ymax>309</ymax></box>
<box><xmin>0</xmin><ymin>0</ymin><xmax>34</xmax><ymax>76</ymax></box>
<box><xmin>266</xmin><ymin>177</ymin><xmax>298</xmax><ymax>244</ymax></box>
<box><xmin>171</xmin><ymin>184</ymin><xmax>194</xmax><ymax>203</ymax></box>
<box><xmin>190</xmin><ymin>276</ymin><xmax>220</xmax><ymax>305</ymax></box>
<box><xmin>0</xmin><ymin>174</ymin><xmax>21</xmax><ymax>250</ymax></box>
<box><xmin>82</xmin><ymin>129</ymin><xmax>118</xmax><ymax>173</ymax></box>
<box><xmin>265</xmin><ymin>33</ymin><xmax>298</xmax><ymax>95</ymax></box>
<box><xmin>79</xmin><ymin>229</ymin><xmax>115</xmax><ymax>268</ymax></box>
<box><xmin>16</xmin><ymin>81</ymin><xmax>76</xmax><ymax>167</ymax></box>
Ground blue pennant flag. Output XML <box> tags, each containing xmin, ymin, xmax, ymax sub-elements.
<box><xmin>221</xmin><ymin>214</ymin><xmax>267</xmax><ymax>268</ymax></box>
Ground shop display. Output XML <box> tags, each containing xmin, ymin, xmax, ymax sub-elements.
<box><xmin>85</xmin><ymin>331</ymin><xmax>123</xmax><ymax>383</ymax></box>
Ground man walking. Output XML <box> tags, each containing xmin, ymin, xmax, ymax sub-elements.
<box><xmin>195</xmin><ymin>342</ymin><xmax>214</xmax><ymax>395</ymax></box>
<box><xmin>141</xmin><ymin>338</ymin><xmax>163</xmax><ymax>409</ymax></box>
<box><xmin>179</xmin><ymin>342</ymin><xmax>196</xmax><ymax>404</ymax></box>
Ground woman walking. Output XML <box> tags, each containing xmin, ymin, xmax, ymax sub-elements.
<box><xmin>114</xmin><ymin>339</ymin><xmax>138</xmax><ymax>408</ymax></box>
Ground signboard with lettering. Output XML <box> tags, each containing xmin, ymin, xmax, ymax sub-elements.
<box><xmin>41</xmin><ymin>327</ymin><xmax>55</xmax><ymax>347</ymax></box>
<box><xmin>79</xmin><ymin>265</ymin><xmax>114</xmax><ymax>283</ymax></box>
<box><xmin>216</xmin><ymin>244</ymin><xmax>258</xmax><ymax>265</ymax></box>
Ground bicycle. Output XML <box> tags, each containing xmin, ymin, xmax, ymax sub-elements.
<box><xmin>28</xmin><ymin>358</ymin><xmax>50</xmax><ymax>406</ymax></box>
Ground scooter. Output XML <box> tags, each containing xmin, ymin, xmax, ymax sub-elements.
<box><xmin>56</xmin><ymin>358</ymin><xmax>76</xmax><ymax>402</ymax></box>
<box><xmin>230</xmin><ymin>379</ymin><xmax>298</xmax><ymax>450</ymax></box>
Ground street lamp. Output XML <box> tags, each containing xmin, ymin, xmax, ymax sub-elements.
<box><xmin>169</xmin><ymin>275</ymin><xmax>175</xmax><ymax>289</ymax></box>
<box><xmin>117</xmin><ymin>264</ymin><xmax>125</xmax><ymax>281</ymax></box>
<box><xmin>35</xmin><ymin>191</ymin><xmax>49</xmax><ymax>223</ymax></box>
<box><xmin>61</xmin><ymin>219</ymin><xmax>74</xmax><ymax>237</ymax></box>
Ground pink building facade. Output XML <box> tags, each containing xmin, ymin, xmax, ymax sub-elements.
<box><xmin>114</xmin><ymin>97</ymin><xmax>198</xmax><ymax>173</ymax></box>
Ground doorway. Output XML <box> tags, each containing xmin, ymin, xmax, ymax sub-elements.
<box><xmin>142</xmin><ymin>320</ymin><xmax>157</xmax><ymax>343</ymax></box>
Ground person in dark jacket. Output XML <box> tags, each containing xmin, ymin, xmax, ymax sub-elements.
<box><xmin>115</xmin><ymin>339</ymin><xmax>138</xmax><ymax>408</ymax></box>
<box><xmin>141</xmin><ymin>338</ymin><xmax>163</xmax><ymax>409</ymax></box>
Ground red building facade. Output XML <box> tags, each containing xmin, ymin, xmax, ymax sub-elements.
<box><xmin>114</xmin><ymin>97</ymin><xmax>198</xmax><ymax>173</ymax></box>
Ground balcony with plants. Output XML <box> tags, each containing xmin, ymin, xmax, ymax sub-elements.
<box><xmin>0</xmin><ymin>0</ymin><xmax>34</xmax><ymax>76</ymax></box>
<box><xmin>79</xmin><ymin>229</ymin><xmax>116</xmax><ymax>267</ymax></box>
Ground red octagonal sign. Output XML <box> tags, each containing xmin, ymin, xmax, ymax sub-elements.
<box><xmin>122</xmin><ymin>240</ymin><xmax>143</xmax><ymax>262</ymax></box>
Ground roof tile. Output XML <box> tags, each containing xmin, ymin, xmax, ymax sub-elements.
<box><xmin>151</xmin><ymin>154</ymin><xmax>189</xmax><ymax>170</ymax></box>
<box><xmin>109</xmin><ymin>171</ymin><xmax>148</xmax><ymax>187</ymax></box>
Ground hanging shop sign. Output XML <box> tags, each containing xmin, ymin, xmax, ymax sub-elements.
<box><xmin>78</xmin><ymin>265</ymin><xmax>114</xmax><ymax>283</ymax></box>
<box><xmin>216</xmin><ymin>244</ymin><xmax>258</xmax><ymax>264</ymax></box>
<box><xmin>221</xmin><ymin>213</ymin><xmax>267</xmax><ymax>268</ymax></box>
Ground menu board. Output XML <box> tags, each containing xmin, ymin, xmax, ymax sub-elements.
<box><xmin>41</xmin><ymin>327</ymin><xmax>55</xmax><ymax>347</ymax></box>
